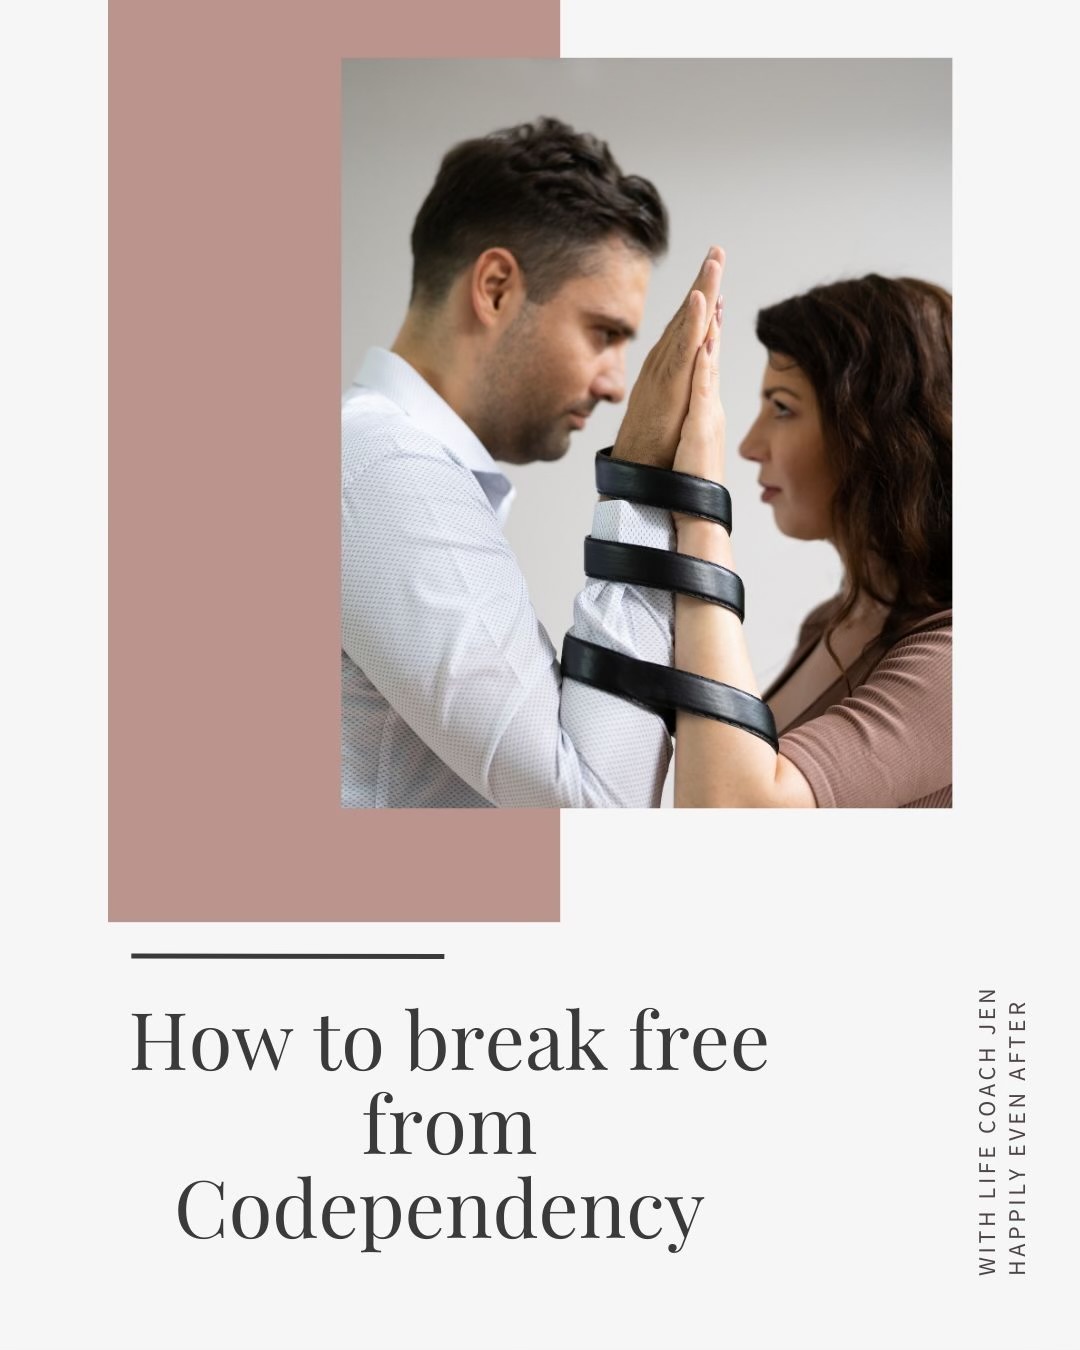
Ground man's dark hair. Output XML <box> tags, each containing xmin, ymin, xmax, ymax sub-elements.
<box><xmin>409</xmin><ymin>117</ymin><xmax>669</xmax><ymax>307</ymax></box>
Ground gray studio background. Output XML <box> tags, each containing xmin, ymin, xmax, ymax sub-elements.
<box><xmin>342</xmin><ymin>58</ymin><xmax>950</xmax><ymax>796</ymax></box>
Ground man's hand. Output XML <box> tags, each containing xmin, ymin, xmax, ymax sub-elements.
<box><xmin>612</xmin><ymin>246</ymin><xmax>724</xmax><ymax>469</ymax></box>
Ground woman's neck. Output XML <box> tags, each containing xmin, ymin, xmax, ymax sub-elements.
<box><xmin>841</xmin><ymin>587</ymin><xmax>891</xmax><ymax>627</ymax></box>
<box><xmin>823</xmin><ymin>592</ymin><xmax>889</xmax><ymax>673</ymax></box>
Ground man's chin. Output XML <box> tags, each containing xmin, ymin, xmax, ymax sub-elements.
<box><xmin>542</xmin><ymin>435</ymin><xmax>573</xmax><ymax>463</ymax></box>
<box><xmin>511</xmin><ymin>432</ymin><xmax>572</xmax><ymax>465</ymax></box>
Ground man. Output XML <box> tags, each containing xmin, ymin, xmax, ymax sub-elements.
<box><xmin>342</xmin><ymin>117</ymin><xmax>722</xmax><ymax>807</ymax></box>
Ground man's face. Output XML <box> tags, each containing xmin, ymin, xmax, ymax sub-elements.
<box><xmin>482</xmin><ymin>239</ymin><xmax>651</xmax><ymax>465</ymax></box>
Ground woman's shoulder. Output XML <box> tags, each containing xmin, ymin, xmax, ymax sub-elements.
<box><xmin>879</xmin><ymin>606</ymin><xmax>952</xmax><ymax>658</ymax></box>
<box><xmin>896</xmin><ymin>605</ymin><xmax>952</xmax><ymax>633</ymax></box>
<box><xmin>781</xmin><ymin>604</ymin><xmax>952</xmax><ymax>808</ymax></box>
<box><xmin>798</xmin><ymin>598</ymin><xmax>953</xmax><ymax>647</ymax></box>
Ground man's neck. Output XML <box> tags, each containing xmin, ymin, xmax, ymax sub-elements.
<box><xmin>390</xmin><ymin>332</ymin><xmax>448</xmax><ymax>400</ymax></box>
<box><xmin>392</xmin><ymin>314</ymin><xmax>489</xmax><ymax>449</ymax></box>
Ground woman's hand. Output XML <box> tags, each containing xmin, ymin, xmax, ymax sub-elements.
<box><xmin>672</xmin><ymin>307</ymin><xmax>725</xmax><ymax>487</ymax></box>
<box><xmin>612</xmin><ymin>247</ymin><xmax>724</xmax><ymax>469</ymax></box>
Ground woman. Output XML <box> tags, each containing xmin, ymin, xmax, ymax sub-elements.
<box><xmin>671</xmin><ymin>275</ymin><xmax>952</xmax><ymax>807</ymax></box>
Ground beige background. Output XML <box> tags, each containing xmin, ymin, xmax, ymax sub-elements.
<box><xmin>109</xmin><ymin>3</ymin><xmax>561</xmax><ymax>920</ymax></box>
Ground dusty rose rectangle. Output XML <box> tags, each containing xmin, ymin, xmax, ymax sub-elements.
<box><xmin>109</xmin><ymin>0</ymin><xmax>560</xmax><ymax>921</ymax></box>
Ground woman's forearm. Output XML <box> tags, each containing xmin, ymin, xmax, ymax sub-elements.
<box><xmin>674</xmin><ymin>518</ymin><xmax>813</xmax><ymax>808</ymax></box>
<box><xmin>668</xmin><ymin>310</ymin><xmax>814</xmax><ymax>807</ymax></box>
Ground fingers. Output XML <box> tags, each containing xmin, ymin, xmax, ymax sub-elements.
<box><xmin>680</xmin><ymin>317</ymin><xmax>720</xmax><ymax>449</ymax></box>
<box><xmin>697</xmin><ymin>249</ymin><xmax>724</xmax><ymax>329</ymax></box>
<box><xmin>686</xmin><ymin>289</ymin><xmax>705</xmax><ymax>347</ymax></box>
<box><xmin>659</xmin><ymin>246</ymin><xmax>725</xmax><ymax>343</ymax></box>
<box><xmin>672</xmin><ymin>249</ymin><xmax>725</xmax><ymax>363</ymax></box>
<box><xmin>693</xmin><ymin>315</ymin><xmax>719</xmax><ymax>399</ymax></box>
<box><xmin>687</xmin><ymin>246</ymin><xmax>725</xmax><ymax>307</ymax></box>
<box><xmin>711</xmin><ymin>298</ymin><xmax>723</xmax><ymax>371</ymax></box>
<box><xmin>669</xmin><ymin>279</ymin><xmax>715</xmax><ymax>373</ymax></box>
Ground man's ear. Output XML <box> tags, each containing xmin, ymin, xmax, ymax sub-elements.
<box><xmin>470</xmin><ymin>248</ymin><xmax>524</xmax><ymax>329</ymax></box>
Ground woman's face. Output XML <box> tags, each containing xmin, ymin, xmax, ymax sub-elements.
<box><xmin>738</xmin><ymin>354</ymin><xmax>836</xmax><ymax>541</ymax></box>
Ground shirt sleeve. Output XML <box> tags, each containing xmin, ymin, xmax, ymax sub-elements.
<box><xmin>779</xmin><ymin>626</ymin><xmax>952</xmax><ymax>807</ymax></box>
<box><xmin>342</xmin><ymin>446</ymin><xmax>672</xmax><ymax>808</ymax></box>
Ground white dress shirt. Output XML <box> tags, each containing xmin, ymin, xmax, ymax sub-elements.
<box><xmin>341</xmin><ymin>348</ymin><xmax>674</xmax><ymax>807</ymax></box>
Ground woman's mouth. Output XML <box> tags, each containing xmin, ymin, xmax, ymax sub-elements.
<box><xmin>760</xmin><ymin>485</ymin><xmax>780</xmax><ymax>503</ymax></box>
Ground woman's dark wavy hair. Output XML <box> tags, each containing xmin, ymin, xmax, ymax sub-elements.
<box><xmin>756</xmin><ymin>275</ymin><xmax>952</xmax><ymax>640</ymax></box>
<box><xmin>410</xmin><ymin>117</ymin><xmax>668</xmax><ymax>306</ymax></box>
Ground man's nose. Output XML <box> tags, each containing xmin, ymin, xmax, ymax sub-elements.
<box><xmin>591</xmin><ymin>352</ymin><xmax>627</xmax><ymax>405</ymax></box>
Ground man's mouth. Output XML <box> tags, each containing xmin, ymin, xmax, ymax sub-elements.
<box><xmin>567</xmin><ymin>411</ymin><xmax>591</xmax><ymax>431</ymax></box>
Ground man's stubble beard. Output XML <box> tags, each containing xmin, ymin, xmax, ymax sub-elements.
<box><xmin>477</xmin><ymin>307</ymin><xmax>571</xmax><ymax>466</ymax></box>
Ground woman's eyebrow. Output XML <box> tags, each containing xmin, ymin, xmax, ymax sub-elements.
<box><xmin>762</xmin><ymin>385</ymin><xmax>802</xmax><ymax>400</ymax></box>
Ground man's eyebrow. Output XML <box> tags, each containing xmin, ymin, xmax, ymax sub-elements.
<box><xmin>585</xmin><ymin>311</ymin><xmax>637</xmax><ymax>340</ymax></box>
<box><xmin>762</xmin><ymin>385</ymin><xmax>803</xmax><ymax>400</ymax></box>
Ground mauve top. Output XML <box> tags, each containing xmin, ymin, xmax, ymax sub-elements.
<box><xmin>765</xmin><ymin>600</ymin><xmax>953</xmax><ymax>809</ymax></box>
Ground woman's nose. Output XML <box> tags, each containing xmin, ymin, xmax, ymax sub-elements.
<box><xmin>739</xmin><ymin>420</ymin><xmax>766</xmax><ymax>462</ymax></box>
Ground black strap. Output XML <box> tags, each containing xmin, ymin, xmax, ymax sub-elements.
<box><xmin>561</xmin><ymin>634</ymin><xmax>779</xmax><ymax>751</ymax></box>
<box><xmin>583</xmin><ymin>537</ymin><xmax>745</xmax><ymax>622</ymax></box>
<box><xmin>596</xmin><ymin>447</ymin><xmax>732</xmax><ymax>532</ymax></box>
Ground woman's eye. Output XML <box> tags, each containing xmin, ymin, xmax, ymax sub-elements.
<box><xmin>771</xmin><ymin>399</ymin><xmax>792</xmax><ymax>418</ymax></box>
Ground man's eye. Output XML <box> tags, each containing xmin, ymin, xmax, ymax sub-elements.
<box><xmin>596</xmin><ymin>328</ymin><xmax>620</xmax><ymax>347</ymax></box>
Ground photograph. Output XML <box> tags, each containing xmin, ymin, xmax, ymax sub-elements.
<box><xmin>342</xmin><ymin>57</ymin><xmax>952</xmax><ymax>808</ymax></box>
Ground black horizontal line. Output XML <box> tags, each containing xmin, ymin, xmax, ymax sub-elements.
<box><xmin>130</xmin><ymin>953</ymin><xmax>445</xmax><ymax>961</ymax></box>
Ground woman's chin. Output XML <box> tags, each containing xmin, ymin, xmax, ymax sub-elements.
<box><xmin>771</xmin><ymin>507</ymin><xmax>829</xmax><ymax>543</ymax></box>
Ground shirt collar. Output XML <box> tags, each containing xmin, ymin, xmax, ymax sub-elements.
<box><xmin>353</xmin><ymin>348</ymin><xmax>515</xmax><ymax>524</ymax></box>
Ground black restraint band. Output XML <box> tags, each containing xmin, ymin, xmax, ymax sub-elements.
<box><xmin>583</xmin><ymin>537</ymin><xmax>745</xmax><ymax>622</ymax></box>
<box><xmin>561</xmin><ymin>634</ymin><xmax>779</xmax><ymax>751</ymax></box>
<box><xmin>596</xmin><ymin>447</ymin><xmax>732</xmax><ymax>532</ymax></box>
